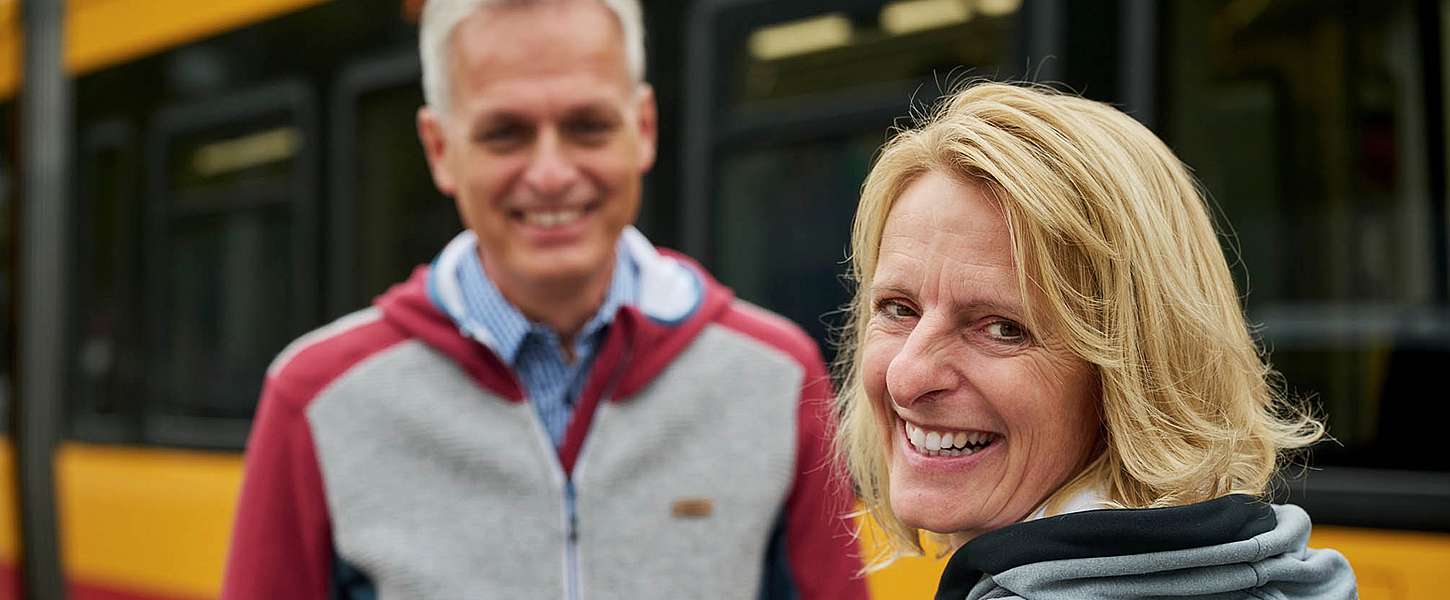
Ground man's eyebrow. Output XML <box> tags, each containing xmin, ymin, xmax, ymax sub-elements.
<box><xmin>467</xmin><ymin>110</ymin><xmax>528</xmax><ymax>136</ymax></box>
<box><xmin>472</xmin><ymin>109</ymin><xmax>528</xmax><ymax>123</ymax></box>
<box><xmin>562</xmin><ymin>103</ymin><xmax>622</xmax><ymax>118</ymax></box>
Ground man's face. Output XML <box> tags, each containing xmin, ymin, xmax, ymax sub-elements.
<box><xmin>418</xmin><ymin>1</ymin><xmax>656</xmax><ymax>291</ymax></box>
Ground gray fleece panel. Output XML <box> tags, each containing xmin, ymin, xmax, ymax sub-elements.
<box><xmin>967</xmin><ymin>504</ymin><xmax>1357</xmax><ymax>600</ymax></box>
<box><xmin>573</xmin><ymin>323</ymin><xmax>800</xmax><ymax>600</ymax></box>
<box><xmin>308</xmin><ymin>341</ymin><xmax>568</xmax><ymax>600</ymax></box>
<box><xmin>307</xmin><ymin>323</ymin><xmax>804</xmax><ymax>600</ymax></box>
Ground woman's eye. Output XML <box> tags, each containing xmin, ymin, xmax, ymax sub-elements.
<box><xmin>875</xmin><ymin>299</ymin><xmax>917</xmax><ymax>320</ymax></box>
<box><xmin>985</xmin><ymin>320</ymin><xmax>1028</xmax><ymax>343</ymax></box>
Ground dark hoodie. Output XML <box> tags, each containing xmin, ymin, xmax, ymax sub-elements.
<box><xmin>936</xmin><ymin>495</ymin><xmax>1357</xmax><ymax>599</ymax></box>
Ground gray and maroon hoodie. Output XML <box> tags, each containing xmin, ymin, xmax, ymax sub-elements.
<box><xmin>935</xmin><ymin>494</ymin><xmax>1357</xmax><ymax>599</ymax></box>
<box><xmin>222</xmin><ymin>235</ymin><xmax>868</xmax><ymax>600</ymax></box>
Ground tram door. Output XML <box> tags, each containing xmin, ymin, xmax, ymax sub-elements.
<box><xmin>685</xmin><ymin>2</ymin><xmax>1040</xmax><ymax>595</ymax></box>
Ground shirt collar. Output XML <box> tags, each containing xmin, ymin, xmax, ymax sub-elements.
<box><xmin>455</xmin><ymin>239</ymin><xmax>638</xmax><ymax>365</ymax></box>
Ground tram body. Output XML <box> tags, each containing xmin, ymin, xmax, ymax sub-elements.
<box><xmin>0</xmin><ymin>1</ymin><xmax>1447</xmax><ymax>598</ymax></box>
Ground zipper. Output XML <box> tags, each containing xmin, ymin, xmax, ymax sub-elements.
<box><xmin>564</xmin><ymin>480</ymin><xmax>580</xmax><ymax>600</ymax></box>
<box><xmin>563</xmin><ymin>335</ymin><xmax>634</xmax><ymax>600</ymax></box>
<box><xmin>458</xmin><ymin>316</ymin><xmax>637</xmax><ymax>600</ymax></box>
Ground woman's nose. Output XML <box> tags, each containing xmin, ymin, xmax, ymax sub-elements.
<box><xmin>885</xmin><ymin>320</ymin><xmax>958</xmax><ymax>408</ymax></box>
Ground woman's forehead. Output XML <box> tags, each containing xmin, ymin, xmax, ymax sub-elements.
<box><xmin>879</xmin><ymin>174</ymin><xmax>1015</xmax><ymax>268</ymax></box>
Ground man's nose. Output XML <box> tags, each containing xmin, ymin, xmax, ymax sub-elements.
<box><xmin>885</xmin><ymin>319</ymin><xmax>958</xmax><ymax>409</ymax></box>
<box><xmin>522</xmin><ymin>129</ymin><xmax>581</xmax><ymax>197</ymax></box>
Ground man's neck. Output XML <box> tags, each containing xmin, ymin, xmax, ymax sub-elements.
<box><xmin>479</xmin><ymin>250</ymin><xmax>615</xmax><ymax>351</ymax></box>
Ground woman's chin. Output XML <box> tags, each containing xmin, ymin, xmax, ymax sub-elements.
<box><xmin>890</xmin><ymin>500</ymin><xmax>975</xmax><ymax>536</ymax></box>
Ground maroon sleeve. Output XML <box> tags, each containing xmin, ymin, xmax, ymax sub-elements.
<box><xmin>221</xmin><ymin>378</ymin><xmax>332</xmax><ymax>600</ymax></box>
<box><xmin>785</xmin><ymin>353</ymin><xmax>871</xmax><ymax>600</ymax></box>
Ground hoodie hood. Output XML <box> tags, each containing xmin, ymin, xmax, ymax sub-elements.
<box><xmin>937</xmin><ymin>494</ymin><xmax>1357</xmax><ymax>600</ymax></box>
<box><xmin>373</xmin><ymin>227</ymin><xmax>735</xmax><ymax>404</ymax></box>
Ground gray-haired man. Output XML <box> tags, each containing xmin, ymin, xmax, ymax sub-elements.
<box><xmin>221</xmin><ymin>1</ymin><xmax>868</xmax><ymax>598</ymax></box>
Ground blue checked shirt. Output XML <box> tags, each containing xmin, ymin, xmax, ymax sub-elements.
<box><xmin>455</xmin><ymin>244</ymin><xmax>638</xmax><ymax>447</ymax></box>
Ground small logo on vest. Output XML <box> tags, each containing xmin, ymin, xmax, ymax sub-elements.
<box><xmin>671</xmin><ymin>497</ymin><xmax>714</xmax><ymax>518</ymax></box>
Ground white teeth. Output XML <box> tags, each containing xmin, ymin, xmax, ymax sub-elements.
<box><xmin>901</xmin><ymin>419</ymin><xmax>997</xmax><ymax>457</ymax></box>
<box><xmin>522</xmin><ymin>208</ymin><xmax>584</xmax><ymax>228</ymax></box>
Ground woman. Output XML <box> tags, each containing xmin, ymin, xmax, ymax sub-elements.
<box><xmin>835</xmin><ymin>83</ymin><xmax>1357</xmax><ymax>599</ymax></box>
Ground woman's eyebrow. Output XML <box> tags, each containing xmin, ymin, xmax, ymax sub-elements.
<box><xmin>955</xmin><ymin>299</ymin><xmax>1024</xmax><ymax>317</ymax></box>
<box><xmin>869</xmin><ymin>283</ymin><xmax>915</xmax><ymax>298</ymax></box>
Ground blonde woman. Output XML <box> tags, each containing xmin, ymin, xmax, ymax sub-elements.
<box><xmin>835</xmin><ymin>83</ymin><xmax>1357</xmax><ymax>599</ymax></box>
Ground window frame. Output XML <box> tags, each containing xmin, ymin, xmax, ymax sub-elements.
<box><xmin>142</xmin><ymin>78</ymin><xmax>319</xmax><ymax>450</ymax></box>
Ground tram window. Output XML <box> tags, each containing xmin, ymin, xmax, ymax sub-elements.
<box><xmin>716</xmin><ymin>133</ymin><xmax>881</xmax><ymax>352</ymax></box>
<box><xmin>70</xmin><ymin>121</ymin><xmax>143</xmax><ymax>442</ymax></box>
<box><xmin>162</xmin><ymin>122</ymin><xmax>299</xmax><ymax>423</ymax></box>
<box><xmin>729</xmin><ymin>1</ymin><xmax>1021</xmax><ymax>111</ymax></box>
<box><xmin>147</xmin><ymin>85</ymin><xmax>316</xmax><ymax>448</ymax></box>
<box><xmin>349</xmin><ymin>82</ymin><xmax>458</xmax><ymax>308</ymax></box>
<box><xmin>1162</xmin><ymin>0</ymin><xmax>1450</xmax><ymax>471</ymax></box>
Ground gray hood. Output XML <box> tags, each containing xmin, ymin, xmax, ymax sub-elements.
<box><xmin>937</xmin><ymin>495</ymin><xmax>1356</xmax><ymax>599</ymax></box>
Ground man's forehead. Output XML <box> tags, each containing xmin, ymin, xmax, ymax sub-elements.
<box><xmin>445</xmin><ymin>1</ymin><xmax>633</xmax><ymax>102</ymax></box>
<box><xmin>450</xmin><ymin>1</ymin><xmax>626</xmax><ymax>69</ymax></box>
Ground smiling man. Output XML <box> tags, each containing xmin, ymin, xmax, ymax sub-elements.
<box><xmin>220</xmin><ymin>1</ymin><xmax>867</xmax><ymax>599</ymax></box>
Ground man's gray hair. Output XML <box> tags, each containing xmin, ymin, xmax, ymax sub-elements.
<box><xmin>419</xmin><ymin>0</ymin><xmax>646</xmax><ymax>116</ymax></box>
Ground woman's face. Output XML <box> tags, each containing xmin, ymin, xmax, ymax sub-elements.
<box><xmin>862</xmin><ymin>170</ymin><xmax>1100</xmax><ymax>537</ymax></box>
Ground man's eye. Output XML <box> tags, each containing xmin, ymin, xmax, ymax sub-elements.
<box><xmin>477</xmin><ymin>124</ymin><xmax>528</xmax><ymax>146</ymax></box>
<box><xmin>567</xmin><ymin>120</ymin><xmax>615</xmax><ymax>140</ymax></box>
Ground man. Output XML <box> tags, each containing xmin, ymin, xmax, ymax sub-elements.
<box><xmin>220</xmin><ymin>1</ymin><xmax>868</xmax><ymax>598</ymax></box>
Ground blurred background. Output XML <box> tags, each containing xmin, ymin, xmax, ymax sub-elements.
<box><xmin>1</xmin><ymin>0</ymin><xmax>1448</xmax><ymax>598</ymax></box>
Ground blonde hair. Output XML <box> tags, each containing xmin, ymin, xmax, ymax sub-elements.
<box><xmin>834</xmin><ymin>82</ymin><xmax>1324</xmax><ymax>567</ymax></box>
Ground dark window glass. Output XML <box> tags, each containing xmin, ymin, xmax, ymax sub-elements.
<box><xmin>162</xmin><ymin>206</ymin><xmax>295</xmax><ymax>421</ymax></box>
<box><xmin>716</xmin><ymin>134</ymin><xmax>880</xmax><ymax>346</ymax></box>
<box><xmin>1163</xmin><ymin>0</ymin><xmax>1450</xmax><ymax>471</ymax></box>
<box><xmin>70</xmin><ymin>122</ymin><xmax>143</xmax><ymax>441</ymax></box>
<box><xmin>148</xmin><ymin>90</ymin><xmax>314</xmax><ymax>448</ymax></box>
<box><xmin>350</xmin><ymin>83</ymin><xmax>459</xmax><ymax>307</ymax></box>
